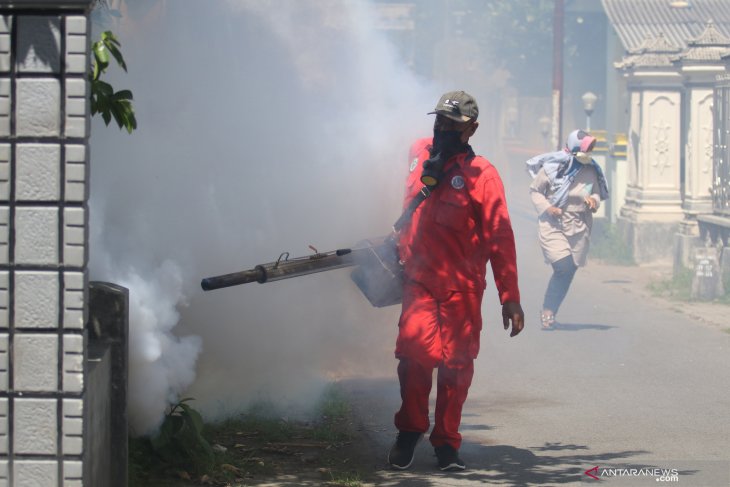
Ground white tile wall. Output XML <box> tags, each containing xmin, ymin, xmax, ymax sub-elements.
<box><xmin>63</xmin><ymin>208</ymin><xmax>85</xmax><ymax>268</ymax></box>
<box><xmin>65</xmin><ymin>145</ymin><xmax>86</xmax><ymax>203</ymax></box>
<box><xmin>14</xmin><ymin>207</ymin><xmax>59</xmax><ymax>264</ymax></box>
<box><xmin>0</xmin><ymin>16</ymin><xmax>10</xmax><ymax>73</ymax></box>
<box><xmin>13</xmin><ymin>460</ymin><xmax>58</xmax><ymax>487</ymax></box>
<box><xmin>64</xmin><ymin>16</ymin><xmax>87</xmax><ymax>75</ymax></box>
<box><xmin>0</xmin><ymin>144</ymin><xmax>10</xmax><ymax>202</ymax></box>
<box><xmin>0</xmin><ymin>272</ymin><xmax>7</xmax><ymax>329</ymax></box>
<box><xmin>63</xmin><ymin>460</ymin><xmax>82</xmax><ymax>487</ymax></box>
<box><xmin>63</xmin><ymin>272</ymin><xmax>85</xmax><ymax>330</ymax></box>
<box><xmin>0</xmin><ymin>399</ymin><xmax>7</xmax><ymax>456</ymax></box>
<box><xmin>3</xmin><ymin>9</ymin><xmax>92</xmax><ymax>485</ymax></box>
<box><xmin>0</xmin><ymin>79</ymin><xmax>9</xmax><ymax>138</ymax></box>
<box><xmin>0</xmin><ymin>208</ymin><xmax>8</xmax><ymax>265</ymax></box>
<box><xmin>13</xmin><ymin>334</ymin><xmax>58</xmax><ymax>392</ymax></box>
<box><xmin>13</xmin><ymin>271</ymin><xmax>58</xmax><ymax>329</ymax></box>
<box><xmin>16</xmin><ymin>144</ymin><xmax>61</xmax><ymax>201</ymax></box>
<box><xmin>13</xmin><ymin>399</ymin><xmax>57</xmax><ymax>455</ymax></box>
<box><xmin>0</xmin><ymin>271</ymin><xmax>10</xmax><ymax>328</ymax></box>
<box><xmin>62</xmin><ymin>334</ymin><xmax>83</xmax><ymax>393</ymax></box>
<box><xmin>15</xmin><ymin>79</ymin><xmax>61</xmax><ymax>137</ymax></box>
<box><xmin>16</xmin><ymin>16</ymin><xmax>60</xmax><ymax>73</ymax></box>
<box><xmin>0</xmin><ymin>335</ymin><xmax>7</xmax><ymax>391</ymax></box>
<box><xmin>62</xmin><ymin>399</ymin><xmax>82</xmax><ymax>456</ymax></box>
<box><xmin>65</xmin><ymin>79</ymin><xmax>87</xmax><ymax>138</ymax></box>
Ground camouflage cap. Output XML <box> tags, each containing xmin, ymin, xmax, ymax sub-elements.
<box><xmin>428</xmin><ymin>90</ymin><xmax>479</xmax><ymax>122</ymax></box>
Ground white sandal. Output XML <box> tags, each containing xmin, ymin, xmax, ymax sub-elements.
<box><xmin>540</xmin><ymin>311</ymin><xmax>555</xmax><ymax>329</ymax></box>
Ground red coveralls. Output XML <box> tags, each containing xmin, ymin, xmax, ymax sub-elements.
<box><xmin>395</xmin><ymin>137</ymin><xmax>520</xmax><ymax>450</ymax></box>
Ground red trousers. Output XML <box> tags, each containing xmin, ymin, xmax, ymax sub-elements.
<box><xmin>394</xmin><ymin>280</ymin><xmax>483</xmax><ymax>449</ymax></box>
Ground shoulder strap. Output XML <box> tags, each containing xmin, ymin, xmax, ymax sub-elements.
<box><xmin>392</xmin><ymin>153</ymin><xmax>474</xmax><ymax>232</ymax></box>
<box><xmin>393</xmin><ymin>185</ymin><xmax>431</xmax><ymax>232</ymax></box>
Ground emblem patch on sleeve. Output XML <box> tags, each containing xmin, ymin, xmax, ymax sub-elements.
<box><xmin>451</xmin><ymin>175</ymin><xmax>465</xmax><ymax>189</ymax></box>
<box><xmin>409</xmin><ymin>158</ymin><xmax>418</xmax><ymax>172</ymax></box>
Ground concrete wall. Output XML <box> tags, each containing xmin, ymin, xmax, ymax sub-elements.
<box><xmin>0</xmin><ymin>1</ymin><xmax>93</xmax><ymax>485</ymax></box>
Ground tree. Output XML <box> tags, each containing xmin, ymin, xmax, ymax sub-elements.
<box><xmin>89</xmin><ymin>30</ymin><xmax>137</xmax><ymax>133</ymax></box>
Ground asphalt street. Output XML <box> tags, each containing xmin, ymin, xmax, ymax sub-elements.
<box><xmin>342</xmin><ymin>192</ymin><xmax>730</xmax><ymax>487</ymax></box>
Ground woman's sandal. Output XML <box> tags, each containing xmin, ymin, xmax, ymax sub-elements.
<box><xmin>541</xmin><ymin>311</ymin><xmax>556</xmax><ymax>329</ymax></box>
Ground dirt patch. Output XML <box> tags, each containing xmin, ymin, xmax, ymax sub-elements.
<box><xmin>129</xmin><ymin>388</ymin><xmax>382</xmax><ymax>487</ymax></box>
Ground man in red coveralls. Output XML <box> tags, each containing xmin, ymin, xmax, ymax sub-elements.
<box><xmin>388</xmin><ymin>91</ymin><xmax>524</xmax><ymax>471</ymax></box>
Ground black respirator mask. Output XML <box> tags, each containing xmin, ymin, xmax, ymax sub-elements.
<box><xmin>421</xmin><ymin>130</ymin><xmax>464</xmax><ymax>187</ymax></box>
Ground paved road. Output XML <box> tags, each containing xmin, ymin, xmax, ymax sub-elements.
<box><xmin>343</xmin><ymin>196</ymin><xmax>730</xmax><ymax>487</ymax></box>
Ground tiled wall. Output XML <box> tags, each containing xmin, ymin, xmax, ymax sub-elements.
<box><xmin>0</xmin><ymin>9</ymin><xmax>89</xmax><ymax>487</ymax></box>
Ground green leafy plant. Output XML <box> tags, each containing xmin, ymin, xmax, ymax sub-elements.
<box><xmin>90</xmin><ymin>30</ymin><xmax>137</xmax><ymax>133</ymax></box>
<box><xmin>149</xmin><ymin>398</ymin><xmax>214</xmax><ymax>474</ymax></box>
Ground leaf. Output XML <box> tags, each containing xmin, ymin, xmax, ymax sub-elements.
<box><xmin>101</xmin><ymin>30</ymin><xmax>121</xmax><ymax>47</ymax></box>
<box><xmin>89</xmin><ymin>29</ymin><xmax>137</xmax><ymax>134</ymax></box>
<box><xmin>110</xmin><ymin>100</ymin><xmax>133</xmax><ymax>132</ymax></box>
<box><xmin>93</xmin><ymin>42</ymin><xmax>109</xmax><ymax>66</ymax></box>
<box><xmin>106</xmin><ymin>42</ymin><xmax>127</xmax><ymax>71</ymax></box>
<box><xmin>112</xmin><ymin>89</ymin><xmax>133</xmax><ymax>101</ymax></box>
<box><xmin>126</xmin><ymin>113</ymin><xmax>138</xmax><ymax>133</ymax></box>
<box><xmin>179</xmin><ymin>404</ymin><xmax>205</xmax><ymax>434</ymax></box>
<box><xmin>92</xmin><ymin>79</ymin><xmax>114</xmax><ymax>96</ymax></box>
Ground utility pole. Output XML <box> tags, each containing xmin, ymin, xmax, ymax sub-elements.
<box><xmin>552</xmin><ymin>0</ymin><xmax>564</xmax><ymax>150</ymax></box>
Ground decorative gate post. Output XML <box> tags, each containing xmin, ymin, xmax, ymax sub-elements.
<box><xmin>696</xmin><ymin>52</ymin><xmax>730</xmax><ymax>279</ymax></box>
<box><xmin>673</xmin><ymin>22</ymin><xmax>730</xmax><ymax>270</ymax></box>
<box><xmin>615</xmin><ymin>34</ymin><xmax>685</xmax><ymax>263</ymax></box>
<box><xmin>0</xmin><ymin>1</ymin><xmax>93</xmax><ymax>486</ymax></box>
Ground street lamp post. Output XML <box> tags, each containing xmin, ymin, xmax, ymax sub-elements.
<box><xmin>581</xmin><ymin>91</ymin><xmax>598</xmax><ymax>131</ymax></box>
<box><xmin>552</xmin><ymin>0</ymin><xmax>564</xmax><ymax>150</ymax></box>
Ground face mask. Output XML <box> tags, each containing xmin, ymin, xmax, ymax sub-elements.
<box><xmin>575</xmin><ymin>152</ymin><xmax>592</xmax><ymax>164</ymax></box>
<box><xmin>432</xmin><ymin>130</ymin><xmax>463</xmax><ymax>157</ymax></box>
<box><xmin>422</xmin><ymin>130</ymin><xmax>464</xmax><ymax>186</ymax></box>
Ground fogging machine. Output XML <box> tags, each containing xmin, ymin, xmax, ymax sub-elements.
<box><xmin>200</xmin><ymin>235</ymin><xmax>403</xmax><ymax>308</ymax></box>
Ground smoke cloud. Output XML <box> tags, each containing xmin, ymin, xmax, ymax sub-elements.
<box><xmin>89</xmin><ymin>0</ymin><xmax>440</xmax><ymax>433</ymax></box>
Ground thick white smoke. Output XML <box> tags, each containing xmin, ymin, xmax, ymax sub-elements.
<box><xmin>90</xmin><ymin>0</ymin><xmax>441</xmax><ymax>433</ymax></box>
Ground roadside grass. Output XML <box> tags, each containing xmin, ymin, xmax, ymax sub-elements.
<box><xmin>647</xmin><ymin>266</ymin><xmax>730</xmax><ymax>304</ymax></box>
<box><xmin>591</xmin><ymin>224</ymin><xmax>635</xmax><ymax>266</ymax></box>
<box><xmin>129</xmin><ymin>383</ymin><xmax>366</xmax><ymax>487</ymax></box>
<box><xmin>647</xmin><ymin>267</ymin><xmax>694</xmax><ymax>301</ymax></box>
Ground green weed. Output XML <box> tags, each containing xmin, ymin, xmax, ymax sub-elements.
<box><xmin>591</xmin><ymin>224</ymin><xmax>635</xmax><ymax>265</ymax></box>
<box><xmin>647</xmin><ymin>266</ymin><xmax>730</xmax><ymax>303</ymax></box>
<box><xmin>327</xmin><ymin>470</ymin><xmax>364</xmax><ymax>486</ymax></box>
<box><xmin>647</xmin><ymin>268</ymin><xmax>694</xmax><ymax>301</ymax></box>
<box><xmin>312</xmin><ymin>384</ymin><xmax>353</xmax><ymax>443</ymax></box>
<box><xmin>129</xmin><ymin>384</ymin><xmax>362</xmax><ymax>486</ymax></box>
<box><xmin>129</xmin><ymin>398</ymin><xmax>213</xmax><ymax>486</ymax></box>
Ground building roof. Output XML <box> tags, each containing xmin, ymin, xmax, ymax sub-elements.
<box><xmin>614</xmin><ymin>32</ymin><xmax>682</xmax><ymax>69</ymax></box>
<box><xmin>678</xmin><ymin>20</ymin><xmax>730</xmax><ymax>61</ymax></box>
<box><xmin>602</xmin><ymin>0</ymin><xmax>730</xmax><ymax>51</ymax></box>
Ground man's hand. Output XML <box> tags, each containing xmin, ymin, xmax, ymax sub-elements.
<box><xmin>546</xmin><ymin>206</ymin><xmax>563</xmax><ymax>218</ymax></box>
<box><xmin>502</xmin><ymin>301</ymin><xmax>524</xmax><ymax>337</ymax></box>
